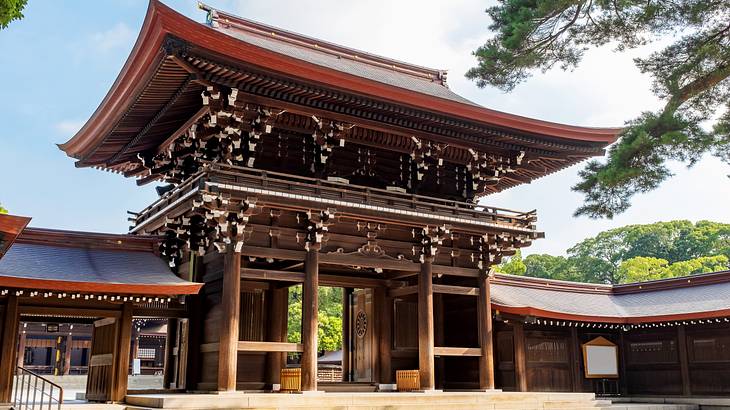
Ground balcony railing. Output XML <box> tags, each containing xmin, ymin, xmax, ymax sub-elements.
<box><xmin>133</xmin><ymin>162</ymin><xmax>537</xmax><ymax>233</ymax></box>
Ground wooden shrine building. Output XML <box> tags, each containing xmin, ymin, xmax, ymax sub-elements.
<box><xmin>4</xmin><ymin>0</ymin><xmax>730</xmax><ymax>405</ymax></box>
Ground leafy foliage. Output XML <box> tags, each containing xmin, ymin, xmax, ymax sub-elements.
<box><xmin>497</xmin><ymin>220</ymin><xmax>730</xmax><ymax>284</ymax></box>
<box><xmin>468</xmin><ymin>0</ymin><xmax>730</xmax><ymax>218</ymax></box>
<box><xmin>287</xmin><ymin>285</ymin><xmax>343</xmax><ymax>353</ymax></box>
<box><xmin>0</xmin><ymin>204</ymin><xmax>7</xmax><ymax>214</ymax></box>
<box><xmin>0</xmin><ymin>0</ymin><xmax>27</xmax><ymax>29</ymax></box>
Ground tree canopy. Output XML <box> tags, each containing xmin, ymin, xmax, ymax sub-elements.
<box><xmin>467</xmin><ymin>1</ymin><xmax>730</xmax><ymax>218</ymax></box>
<box><xmin>287</xmin><ymin>285</ymin><xmax>343</xmax><ymax>353</ymax></box>
<box><xmin>495</xmin><ymin>220</ymin><xmax>730</xmax><ymax>284</ymax></box>
<box><xmin>0</xmin><ymin>0</ymin><xmax>27</xmax><ymax>29</ymax></box>
<box><xmin>0</xmin><ymin>205</ymin><xmax>7</xmax><ymax>214</ymax></box>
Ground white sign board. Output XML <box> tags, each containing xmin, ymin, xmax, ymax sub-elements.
<box><xmin>132</xmin><ymin>358</ymin><xmax>141</xmax><ymax>376</ymax></box>
<box><xmin>584</xmin><ymin>345</ymin><xmax>618</xmax><ymax>378</ymax></box>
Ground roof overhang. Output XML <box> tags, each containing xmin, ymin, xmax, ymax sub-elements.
<box><xmin>0</xmin><ymin>214</ymin><xmax>31</xmax><ymax>260</ymax></box>
<box><xmin>60</xmin><ymin>0</ymin><xmax>622</xmax><ymax>167</ymax></box>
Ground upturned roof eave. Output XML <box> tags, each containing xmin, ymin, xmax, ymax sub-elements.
<box><xmin>60</xmin><ymin>0</ymin><xmax>621</xmax><ymax>164</ymax></box>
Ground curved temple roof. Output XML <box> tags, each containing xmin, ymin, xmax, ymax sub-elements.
<box><xmin>491</xmin><ymin>271</ymin><xmax>730</xmax><ymax>324</ymax></box>
<box><xmin>60</xmin><ymin>0</ymin><xmax>621</xmax><ymax>176</ymax></box>
<box><xmin>0</xmin><ymin>227</ymin><xmax>202</xmax><ymax>296</ymax></box>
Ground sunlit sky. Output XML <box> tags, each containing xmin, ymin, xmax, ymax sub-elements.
<box><xmin>1</xmin><ymin>0</ymin><xmax>728</xmax><ymax>255</ymax></box>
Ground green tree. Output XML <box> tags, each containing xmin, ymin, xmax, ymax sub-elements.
<box><xmin>494</xmin><ymin>250</ymin><xmax>527</xmax><ymax>275</ymax></box>
<box><xmin>0</xmin><ymin>0</ymin><xmax>27</xmax><ymax>29</ymax></box>
<box><xmin>287</xmin><ymin>285</ymin><xmax>343</xmax><ymax>353</ymax></box>
<box><xmin>497</xmin><ymin>220</ymin><xmax>730</xmax><ymax>284</ymax></box>
<box><xmin>467</xmin><ymin>1</ymin><xmax>730</xmax><ymax>218</ymax></box>
<box><xmin>0</xmin><ymin>204</ymin><xmax>7</xmax><ymax>214</ymax></box>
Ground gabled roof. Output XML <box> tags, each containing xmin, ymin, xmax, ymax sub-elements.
<box><xmin>59</xmin><ymin>0</ymin><xmax>621</xmax><ymax>176</ymax></box>
<box><xmin>491</xmin><ymin>271</ymin><xmax>730</xmax><ymax>323</ymax></box>
<box><xmin>0</xmin><ymin>227</ymin><xmax>202</xmax><ymax>296</ymax></box>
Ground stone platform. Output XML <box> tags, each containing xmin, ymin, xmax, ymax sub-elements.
<box><xmin>121</xmin><ymin>391</ymin><xmax>656</xmax><ymax>410</ymax></box>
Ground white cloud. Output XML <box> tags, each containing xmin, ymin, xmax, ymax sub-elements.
<box><xmin>90</xmin><ymin>22</ymin><xmax>134</xmax><ymax>53</ymax></box>
<box><xmin>54</xmin><ymin>119</ymin><xmax>85</xmax><ymax>136</ymax></box>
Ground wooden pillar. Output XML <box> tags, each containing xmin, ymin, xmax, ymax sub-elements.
<box><xmin>63</xmin><ymin>335</ymin><xmax>73</xmax><ymax>376</ymax></box>
<box><xmin>418</xmin><ymin>257</ymin><xmax>435</xmax><ymax>390</ymax></box>
<box><xmin>111</xmin><ymin>302</ymin><xmax>133</xmax><ymax>402</ymax></box>
<box><xmin>218</xmin><ymin>247</ymin><xmax>242</xmax><ymax>391</ymax></box>
<box><xmin>677</xmin><ymin>325</ymin><xmax>691</xmax><ymax>396</ymax></box>
<box><xmin>341</xmin><ymin>287</ymin><xmax>352</xmax><ymax>382</ymax></box>
<box><xmin>266</xmin><ymin>286</ymin><xmax>288</xmax><ymax>386</ymax></box>
<box><xmin>570</xmin><ymin>327</ymin><xmax>582</xmax><ymax>392</ymax></box>
<box><xmin>163</xmin><ymin>319</ymin><xmax>178</xmax><ymax>389</ymax></box>
<box><xmin>477</xmin><ymin>271</ymin><xmax>495</xmax><ymax>390</ymax></box>
<box><xmin>379</xmin><ymin>288</ymin><xmax>393</xmax><ymax>384</ymax></box>
<box><xmin>301</xmin><ymin>249</ymin><xmax>319</xmax><ymax>391</ymax></box>
<box><xmin>618</xmin><ymin>330</ymin><xmax>628</xmax><ymax>396</ymax></box>
<box><xmin>0</xmin><ymin>296</ymin><xmax>20</xmax><ymax>403</ymax></box>
<box><xmin>513</xmin><ymin>322</ymin><xmax>527</xmax><ymax>392</ymax></box>
<box><xmin>17</xmin><ymin>331</ymin><xmax>26</xmax><ymax>369</ymax></box>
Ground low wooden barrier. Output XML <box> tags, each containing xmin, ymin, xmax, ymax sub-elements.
<box><xmin>396</xmin><ymin>370</ymin><xmax>420</xmax><ymax>392</ymax></box>
<box><xmin>280</xmin><ymin>368</ymin><xmax>302</xmax><ymax>392</ymax></box>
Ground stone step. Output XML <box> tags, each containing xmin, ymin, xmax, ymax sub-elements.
<box><xmin>124</xmin><ymin>391</ymin><xmax>604</xmax><ymax>409</ymax></box>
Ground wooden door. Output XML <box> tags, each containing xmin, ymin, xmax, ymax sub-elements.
<box><xmin>353</xmin><ymin>289</ymin><xmax>375</xmax><ymax>382</ymax></box>
<box><xmin>86</xmin><ymin>318</ymin><xmax>119</xmax><ymax>402</ymax></box>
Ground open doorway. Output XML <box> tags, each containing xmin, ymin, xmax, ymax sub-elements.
<box><xmin>287</xmin><ymin>285</ymin><xmax>345</xmax><ymax>383</ymax></box>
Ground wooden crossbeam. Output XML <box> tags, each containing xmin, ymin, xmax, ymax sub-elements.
<box><xmin>434</xmin><ymin>347</ymin><xmax>482</xmax><ymax>357</ymax></box>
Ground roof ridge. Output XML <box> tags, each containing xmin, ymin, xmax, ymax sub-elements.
<box><xmin>197</xmin><ymin>2</ymin><xmax>450</xmax><ymax>86</ymax></box>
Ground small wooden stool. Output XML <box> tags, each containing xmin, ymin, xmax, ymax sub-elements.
<box><xmin>280</xmin><ymin>368</ymin><xmax>302</xmax><ymax>392</ymax></box>
<box><xmin>396</xmin><ymin>370</ymin><xmax>420</xmax><ymax>392</ymax></box>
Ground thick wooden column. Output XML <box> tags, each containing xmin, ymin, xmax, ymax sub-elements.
<box><xmin>266</xmin><ymin>286</ymin><xmax>289</xmax><ymax>386</ymax></box>
<box><xmin>301</xmin><ymin>249</ymin><xmax>319</xmax><ymax>391</ymax></box>
<box><xmin>477</xmin><ymin>271</ymin><xmax>495</xmax><ymax>390</ymax></box>
<box><xmin>63</xmin><ymin>335</ymin><xmax>73</xmax><ymax>375</ymax></box>
<box><xmin>111</xmin><ymin>302</ymin><xmax>133</xmax><ymax>402</ymax></box>
<box><xmin>163</xmin><ymin>319</ymin><xmax>178</xmax><ymax>389</ymax></box>
<box><xmin>570</xmin><ymin>327</ymin><xmax>582</xmax><ymax>392</ymax></box>
<box><xmin>218</xmin><ymin>247</ymin><xmax>242</xmax><ymax>391</ymax></box>
<box><xmin>618</xmin><ymin>330</ymin><xmax>628</xmax><ymax>396</ymax></box>
<box><xmin>341</xmin><ymin>287</ymin><xmax>352</xmax><ymax>382</ymax></box>
<box><xmin>379</xmin><ymin>288</ymin><xmax>393</xmax><ymax>384</ymax></box>
<box><xmin>677</xmin><ymin>325</ymin><xmax>691</xmax><ymax>396</ymax></box>
<box><xmin>418</xmin><ymin>257</ymin><xmax>435</xmax><ymax>390</ymax></box>
<box><xmin>434</xmin><ymin>294</ymin><xmax>445</xmax><ymax>389</ymax></box>
<box><xmin>0</xmin><ymin>295</ymin><xmax>20</xmax><ymax>403</ymax></box>
<box><xmin>17</xmin><ymin>331</ymin><xmax>26</xmax><ymax>369</ymax></box>
<box><xmin>513</xmin><ymin>322</ymin><xmax>527</xmax><ymax>392</ymax></box>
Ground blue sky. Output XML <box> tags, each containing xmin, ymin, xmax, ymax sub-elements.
<box><xmin>1</xmin><ymin>0</ymin><xmax>728</xmax><ymax>255</ymax></box>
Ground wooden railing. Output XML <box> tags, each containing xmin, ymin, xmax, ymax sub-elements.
<box><xmin>133</xmin><ymin>162</ymin><xmax>537</xmax><ymax>232</ymax></box>
<box><xmin>13</xmin><ymin>367</ymin><xmax>63</xmax><ymax>410</ymax></box>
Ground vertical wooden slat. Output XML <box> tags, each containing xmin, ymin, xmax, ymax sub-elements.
<box><xmin>112</xmin><ymin>302</ymin><xmax>133</xmax><ymax>402</ymax></box>
<box><xmin>0</xmin><ymin>295</ymin><xmax>20</xmax><ymax>403</ymax></box>
<box><xmin>478</xmin><ymin>271</ymin><xmax>495</xmax><ymax>390</ymax></box>
<box><xmin>677</xmin><ymin>325</ymin><xmax>691</xmax><ymax>396</ymax></box>
<box><xmin>218</xmin><ymin>248</ymin><xmax>241</xmax><ymax>391</ymax></box>
<box><xmin>418</xmin><ymin>258</ymin><xmax>435</xmax><ymax>390</ymax></box>
<box><xmin>513</xmin><ymin>322</ymin><xmax>527</xmax><ymax>392</ymax></box>
<box><xmin>301</xmin><ymin>249</ymin><xmax>319</xmax><ymax>391</ymax></box>
<box><xmin>342</xmin><ymin>287</ymin><xmax>352</xmax><ymax>382</ymax></box>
